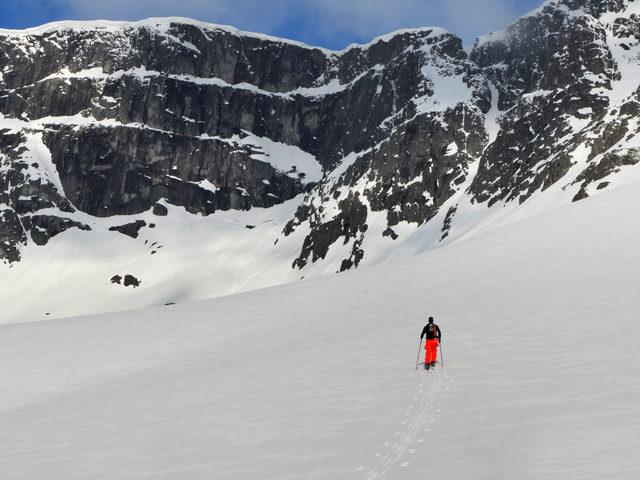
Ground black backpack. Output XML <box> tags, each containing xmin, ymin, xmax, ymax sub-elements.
<box><xmin>427</xmin><ymin>323</ymin><xmax>436</xmax><ymax>338</ymax></box>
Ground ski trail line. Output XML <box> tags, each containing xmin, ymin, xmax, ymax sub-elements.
<box><xmin>363</xmin><ymin>368</ymin><xmax>441</xmax><ymax>480</ymax></box>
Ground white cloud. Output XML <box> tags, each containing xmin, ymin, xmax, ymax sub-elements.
<box><xmin>304</xmin><ymin>0</ymin><xmax>544</xmax><ymax>46</ymax></box>
<box><xmin>63</xmin><ymin>0</ymin><xmax>229</xmax><ymax>23</ymax></box>
<box><xmin>60</xmin><ymin>0</ymin><xmax>302</xmax><ymax>39</ymax></box>
<box><xmin>54</xmin><ymin>0</ymin><xmax>545</xmax><ymax>49</ymax></box>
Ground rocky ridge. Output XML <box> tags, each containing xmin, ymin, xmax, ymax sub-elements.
<box><xmin>1</xmin><ymin>0</ymin><xmax>640</xmax><ymax>284</ymax></box>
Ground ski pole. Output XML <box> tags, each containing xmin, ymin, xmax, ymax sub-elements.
<box><xmin>439</xmin><ymin>342</ymin><xmax>444</xmax><ymax>367</ymax></box>
<box><xmin>415</xmin><ymin>338</ymin><xmax>423</xmax><ymax>370</ymax></box>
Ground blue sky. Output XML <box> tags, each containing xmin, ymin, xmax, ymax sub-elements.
<box><xmin>1</xmin><ymin>0</ymin><xmax>546</xmax><ymax>50</ymax></box>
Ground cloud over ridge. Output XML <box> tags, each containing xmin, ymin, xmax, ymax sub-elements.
<box><xmin>3</xmin><ymin>0</ymin><xmax>545</xmax><ymax>49</ymax></box>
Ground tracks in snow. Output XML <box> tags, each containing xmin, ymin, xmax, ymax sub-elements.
<box><xmin>362</xmin><ymin>365</ymin><xmax>441</xmax><ymax>480</ymax></box>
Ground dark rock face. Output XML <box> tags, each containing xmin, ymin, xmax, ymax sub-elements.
<box><xmin>0</xmin><ymin>23</ymin><xmax>324</xmax><ymax>224</ymax></box>
<box><xmin>110</xmin><ymin>274</ymin><xmax>140</xmax><ymax>287</ymax></box>
<box><xmin>21</xmin><ymin>214</ymin><xmax>91</xmax><ymax>246</ymax></box>
<box><xmin>471</xmin><ymin>5</ymin><xmax>619</xmax><ymax>110</ymax></box>
<box><xmin>0</xmin><ymin>21</ymin><xmax>490</xmax><ymax>266</ymax></box>
<box><xmin>363</xmin><ymin>103</ymin><xmax>487</xmax><ymax>224</ymax></box>
<box><xmin>285</xmin><ymin>99</ymin><xmax>488</xmax><ymax>268</ymax></box>
<box><xmin>152</xmin><ymin>203</ymin><xmax>168</xmax><ymax>216</ymax></box>
<box><xmin>0</xmin><ymin>207</ymin><xmax>25</xmax><ymax>263</ymax></box>
<box><xmin>1</xmin><ymin>2</ymin><xmax>640</xmax><ymax>270</ymax></box>
<box><xmin>109</xmin><ymin>220</ymin><xmax>147</xmax><ymax>238</ymax></box>
<box><xmin>123</xmin><ymin>274</ymin><xmax>140</xmax><ymax>287</ymax></box>
<box><xmin>41</xmin><ymin>126</ymin><xmax>309</xmax><ymax>217</ymax></box>
<box><xmin>281</xmin><ymin>30</ymin><xmax>491</xmax><ymax>269</ymax></box>
<box><xmin>0</xmin><ymin>128</ymin><xmax>79</xmax><ymax>261</ymax></box>
<box><xmin>467</xmin><ymin>0</ymin><xmax>625</xmax><ymax>207</ymax></box>
<box><xmin>291</xmin><ymin>191</ymin><xmax>369</xmax><ymax>269</ymax></box>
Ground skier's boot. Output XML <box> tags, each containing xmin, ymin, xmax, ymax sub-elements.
<box><xmin>431</xmin><ymin>361</ymin><xmax>436</xmax><ymax>367</ymax></box>
<box><xmin>425</xmin><ymin>363</ymin><xmax>430</xmax><ymax>370</ymax></box>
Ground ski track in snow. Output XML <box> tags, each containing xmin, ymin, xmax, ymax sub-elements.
<box><xmin>363</xmin><ymin>364</ymin><xmax>442</xmax><ymax>479</ymax></box>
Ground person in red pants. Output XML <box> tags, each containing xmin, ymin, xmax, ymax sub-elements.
<box><xmin>420</xmin><ymin>317</ymin><xmax>441</xmax><ymax>370</ymax></box>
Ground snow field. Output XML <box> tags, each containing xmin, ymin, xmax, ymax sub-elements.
<box><xmin>1</xmin><ymin>180</ymin><xmax>640</xmax><ymax>478</ymax></box>
<box><xmin>0</xmin><ymin>194</ymin><xmax>314</xmax><ymax>323</ymax></box>
<box><xmin>4</xmin><ymin>7</ymin><xmax>640</xmax><ymax>475</ymax></box>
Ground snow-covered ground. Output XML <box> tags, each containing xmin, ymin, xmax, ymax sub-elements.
<box><xmin>1</xmin><ymin>178</ymin><xmax>639</xmax><ymax>479</ymax></box>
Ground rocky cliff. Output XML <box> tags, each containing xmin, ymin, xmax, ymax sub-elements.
<box><xmin>2</xmin><ymin>0</ymin><xmax>640</xmax><ymax>284</ymax></box>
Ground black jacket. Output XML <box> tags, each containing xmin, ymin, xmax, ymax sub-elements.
<box><xmin>421</xmin><ymin>323</ymin><xmax>441</xmax><ymax>342</ymax></box>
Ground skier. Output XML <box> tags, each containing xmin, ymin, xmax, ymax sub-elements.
<box><xmin>420</xmin><ymin>317</ymin><xmax>441</xmax><ymax>370</ymax></box>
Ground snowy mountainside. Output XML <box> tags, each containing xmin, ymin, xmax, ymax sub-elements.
<box><xmin>3</xmin><ymin>0</ymin><xmax>640</xmax><ymax>321</ymax></box>
<box><xmin>1</xmin><ymin>177</ymin><xmax>639</xmax><ymax>479</ymax></box>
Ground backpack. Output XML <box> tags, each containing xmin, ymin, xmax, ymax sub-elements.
<box><xmin>427</xmin><ymin>323</ymin><xmax>436</xmax><ymax>337</ymax></box>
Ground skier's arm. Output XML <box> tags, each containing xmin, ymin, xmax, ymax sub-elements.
<box><xmin>437</xmin><ymin>325</ymin><xmax>442</xmax><ymax>342</ymax></box>
<box><xmin>420</xmin><ymin>326</ymin><xmax>426</xmax><ymax>339</ymax></box>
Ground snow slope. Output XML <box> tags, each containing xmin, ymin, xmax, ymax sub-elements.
<box><xmin>1</xmin><ymin>179</ymin><xmax>639</xmax><ymax>479</ymax></box>
<box><xmin>0</xmin><ymin>196</ymin><xmax>312</xmax><ymax>324</ymax></box>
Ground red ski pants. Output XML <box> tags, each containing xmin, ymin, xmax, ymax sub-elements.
<box><xmin>424</xmin><ymin>339</ymin><xmax>439</xmax><ymax>364</ymax></box>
